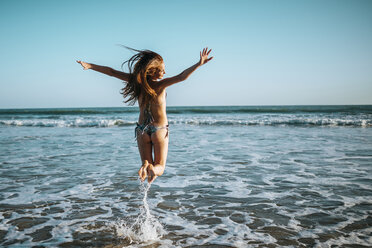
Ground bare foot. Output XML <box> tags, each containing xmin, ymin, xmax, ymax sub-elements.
<box><xmin>147</xmin><ymin>164</ymin><xmax>158</xmax><ymax>184</ymax></box>
<box><xmin>138</xmin><ymin>161</ymin><xmax>149</xmax><ymax>182</ymax></box>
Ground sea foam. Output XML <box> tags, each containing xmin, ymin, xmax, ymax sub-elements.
<box><xmin>114</xmin><ymin>182</ymin><xmax>165</xmax><ymax>244</ymax></box>
<box><xmin>1</xmin><ymin>117</ymin><xmax>370</xmax><ymax>127</ymax></box>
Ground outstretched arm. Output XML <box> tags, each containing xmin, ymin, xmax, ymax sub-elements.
<box><xmin>76</xmin><ymin>60</ymin><xmax>129</xmax><ymax>81</ymax></box>
<box><xmin>158</xmin><ymin>47</ymin><xmax>213</xmax><ymax>89</ymax></box>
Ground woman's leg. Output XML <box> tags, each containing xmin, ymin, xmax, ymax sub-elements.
<box><xmin>136</xmin><ymin>132</ymin><xmax>153</xmax><ymax>181</ymax></box>
<box><xmin>148</xmin><ymin>129</ymin><xmax>169</xmax><ymax>183</ymax></box>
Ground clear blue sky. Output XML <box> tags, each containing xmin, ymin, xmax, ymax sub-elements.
<box><xmin>0</xmin><ymin>0</ymin><xmax>371</xmax><ymax>108</ymax></box>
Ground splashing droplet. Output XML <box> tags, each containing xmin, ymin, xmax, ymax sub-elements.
<box><xmin>114</xmin><ymin>181</ymin><xmax>165</xmax><ymax>244</ymax></box>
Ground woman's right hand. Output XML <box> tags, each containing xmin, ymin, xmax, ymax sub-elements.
<box><xmin>76</xmin><ymin>60</ymin><xmax>92</xmax><ymax>70</ymax></box>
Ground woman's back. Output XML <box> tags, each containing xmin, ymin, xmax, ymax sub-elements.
<box><xmin>138</xmin><ymin>87</ymin><xmax>168</xmax><ymax>126</ymax></box>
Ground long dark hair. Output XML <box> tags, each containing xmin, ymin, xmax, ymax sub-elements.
<box><xmin>120</xmin><ymin>46</ymin><xmax>163</xmax><ymax>107</ymax></box>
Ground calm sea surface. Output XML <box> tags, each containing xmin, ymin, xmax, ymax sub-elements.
<box><xmin>0</xmin><ymin>105</ymin><xmax>371</xmax><ymax>247</ymax></box>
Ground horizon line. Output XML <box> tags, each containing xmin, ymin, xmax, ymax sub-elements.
<box><xmin>1</xmin><ymin>104</ymin><xmax>372</xmax><ymax>110</ymax></box>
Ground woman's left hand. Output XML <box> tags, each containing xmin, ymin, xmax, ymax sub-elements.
<box><xmin>199</xmin><ymin>47</ymin><xmax>213</xmax><ymax>65</ymax></box>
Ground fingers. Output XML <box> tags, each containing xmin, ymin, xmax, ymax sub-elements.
<box><xmin>76</xmin><ymin>60</ymin><xmax>86</xmax><ymax>69</ymax></box>
<box><xmin>203</xmin><ymin>47</ymin><xmax>208</xmax><ymax>55</ymax></box>
<box><xmin>200</xmin><ymin>47</ymin><xmax>212</xmax><ymax>56</ymax></box>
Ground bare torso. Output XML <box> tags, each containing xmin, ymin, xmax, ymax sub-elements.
<box><xmin>138</xmin><ymin>87</ymin><xmax>167</xmax><ymax>126</ymax></box>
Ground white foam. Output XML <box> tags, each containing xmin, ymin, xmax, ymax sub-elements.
<box><xmin>0</xmin><ymin>185</ymin><xmax>37</xmax><ymax>204</ymax></box>
<box><xmin>61</xmin><ymin>183</ymin><xmax>95</xmax><ymax>198</ymax></box>
<box><xmin>1</xmin><ymin>114</ymin><xmax>371</xmax><ymax>128</ymax></box>
<box><xmin>314</xmin><ymin>227</ymin><xmax>372</xmax><ymax>247</ymax></box>
<box><xmin>219</xmin><ymin>216</ymin><xmax>277</xmax><ymax>245</ymax></box>
<box><xmin>223</xmin><ymin>178</ymin><xmax>252</xmax><ymax>198</ymax></box>
<box><xmin>0</xmin><ymin>118</ymin><xmax>136</xmax><ymax>128</ymax></box>
<box><xmin>114</xmin><ymin>182</ymin><xmax>165</xmax><ymax>244</ymax></box>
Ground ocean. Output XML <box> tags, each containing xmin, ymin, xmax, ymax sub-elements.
<box><xmin>0</xmin><ymin>105</ymin><xmax>371</xmax><ymax>247</ymax></box>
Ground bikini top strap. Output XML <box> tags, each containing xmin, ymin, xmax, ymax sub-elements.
<box><xmin>143</xmin><ymin>103</ymin><xmax>154</xmax><ymax>125</ymax></box>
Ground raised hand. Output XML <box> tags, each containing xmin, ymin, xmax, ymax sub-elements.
<box><xmin>76</xmin><ymin>60</ymin><xmax>92</xmax><ymax>70</ymax></box>
<box><xmin>199</xmin><ymin>47</ymin><xmax>213</xmax><ymax>65</ymax></box>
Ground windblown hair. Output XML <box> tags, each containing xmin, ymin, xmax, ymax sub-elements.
<box><xmin>120</xmin><ymin>46</ymin><xmax>163</xmax><ymax>107</ymax></box>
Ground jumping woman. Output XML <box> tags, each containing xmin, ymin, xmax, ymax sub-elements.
<box><xmin>77</xmin><ymin>47</ymin><xmax>213</xmax><ymax>183</ymax></box>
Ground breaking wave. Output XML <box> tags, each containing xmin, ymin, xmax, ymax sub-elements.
<box><xmin>1</xmin><ymin>118</ymin><xmax>370</xmax><ymax>127</ymax></box>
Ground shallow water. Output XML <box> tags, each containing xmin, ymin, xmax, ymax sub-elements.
<box><xmin>0</xmin><ymin>106</ymin><xmax>372</xmax><ymax>247</ymax></box>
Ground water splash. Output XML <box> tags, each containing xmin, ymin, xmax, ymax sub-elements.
<box><xmin>115</xmin><ymin>181</ymin><xmax>165</xmax><ymax>244</ymax></box>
